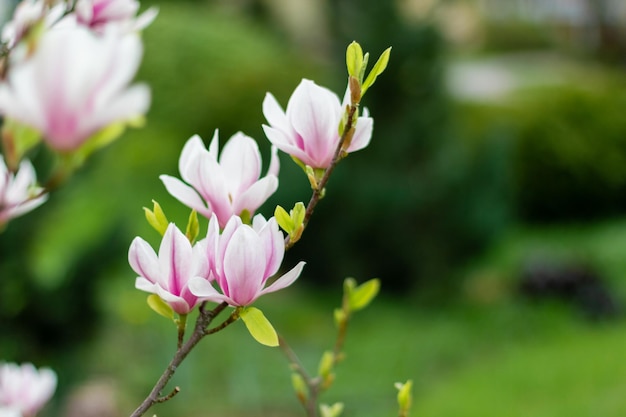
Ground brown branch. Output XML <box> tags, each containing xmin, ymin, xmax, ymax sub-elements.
<box><xmin>129</xmin><ymin>302</ymin><xmax>231</xmax><ymax>417</ymax></box>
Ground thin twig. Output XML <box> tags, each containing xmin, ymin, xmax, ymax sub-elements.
<box><xmin>129</xmin><ymin>302</ymin><xmax>230</xmax><ymax>417</ymax></box>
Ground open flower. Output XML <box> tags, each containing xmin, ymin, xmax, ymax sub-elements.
<box><xmin>0</xmin><ymin>22</ymin><xmax>150</xmax><ymax>152</ymax></box>
<box><xmin>129</xmin><ymin>223</ymin><xmax>210</xmax><ymax>315</ymax></box>
<box><xmin>161</xmin><ymin>131</ymin><xmax>279</xmax><ymax>228</ymax></box>
<box><xmin>262</xmin><ymin>78</ymin><xmax>373</xmax><ymax>169</ymax></box>
<box><xmin>0</xmin><ymin>157</ymin><xmax>47</xmax><ymax>227</ymax></box>
<box><xmin>0</xmin><ymin>362</ymin><xmax>57</xmax><ymax>417</ymax></box>
<box><xmin>75</xmin><ymin>0</ymin><xmax>158</xmax><ymax>33</ymax></box>
<box><xmin>189</xmin><ymin>214</ymin><xmax>305</xmax><ymax>307</ymax></box>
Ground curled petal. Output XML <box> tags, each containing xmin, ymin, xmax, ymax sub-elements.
<box><xmin>260</xmin><ymin>261</ymin><xmax>306</xmax><ymax>296</ymax></box>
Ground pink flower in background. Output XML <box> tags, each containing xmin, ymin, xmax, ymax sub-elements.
<box><xmin>0</xmin><ymin>362</ymin><xmax>57</xmax><ymax>417</ymax></box>
<box><xmin>0</xmin><ymin>158</ymin><xmax>47</xmax><ymax>226</ymax></box>
<box><xmin>129</xmin><ymin>223</ymin><xmax>210</xmax><ymax>315</ymax></box>
<box><xmin>0</xmin><ymin>0</ymin><xmax>66</xmax><ymax>48</ymax></box>
<box><xmin>75</xmin><ymin>0</ymin><xmax>157</xmax><ymax>32</ymax></box>
<box><xmin>161</xmin><ymin>131</ymin><xmax>279</xmax><ymax>228</ymax></box>
<box><xmin>189</xmin><ymin>214</ymin><xmax>305</xmax><ymax>307</ymax></box>
<box><xmin>0</xmin><ymin>23</ymin><xmax>150</xmax><ymax>152</ymax></box>
<box><xmin>262</xmin><ymin>78</ymin><xmax>373</xmax><ymax>169</ymax></box>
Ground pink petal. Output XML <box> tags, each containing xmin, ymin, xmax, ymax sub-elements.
<box><xmin>222</xmin><ymin>226</ymin><xmax>266</xmax><ymax>306</ymax></box>
<box><xmin>178</xmin><ymin>134</ymin><xmax>206</xmax><ymax>181</ymax></box>
<box><xmin>160</xmin><ymin>175</ymin><xmax>212</xmax><ymax>218</ymax></box>
<box><xmin>128</xmin><ymin>237</ymin><xmax>160</xmax><ymax>284</ymax></box>
<box><xmin>157</xmin><ymin>224</ymin><xmax>193</xmax><ymax>295</ymax></box>
<box><xmin>260</xmin><ymin>261</ymin><xmax>306</xmax><ymax>296</ymax></box>
<box><xmin>232</xmin><ymin>175</ymin><xmax>278</xmax><ymax>217</ymax></box>
<box><xmin>188</xmin><ymin>276</ymin><xmax>231</xmax><ymax>304</ymax></box>
<box><xmin>219</xmin><ymin>132</ymin><xmax>261</xmax><ymax>194</ymax></box>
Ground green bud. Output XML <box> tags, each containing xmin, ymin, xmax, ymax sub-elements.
<box><xmin>291</xmin><ymin>373</ymin><xmax>308</xmax><ymax>404</ymax></box>
<box><xmin>240</xmin><ymin>306</ymin><xmax>278</xmax><ymax>347</ymax></box>
<box><xmin>333</xmin><ymin>308</ymin><xmax>347</xmax><ymax>327</ymax></box>
<box><xmin>348</xmin><ymin>278</ymin><xmax>380</xmax><ymax>311</ymax></box>
<box><xmin>147</xmin><ymin>294</ymin><xmax>174</xmax><ymax>320</ymax></box>
<box><xmin>143</xmin><ymin>200</ymin><xmax>169</xmax><ymax>236</ymax></box>
<box><xmin>395</xmin><ymin>380</ymin><xmax>413</xmax><ymax>417</ymax></box>
<box><xmin>361</xmin><ymin>47</ymin><xmax>392</xmax><ymax>97</ymax></box>
<box><xmin>185</xmin><ymin>210</ymin><xmax>199</xmax><ymax>243</ymax></box>
<box><xmin>318</xmin><ymin>350</ymin><xmax>334</xmax><ymax>378</ymax></box>
<box><xmin>346</xmin><ymin>41</ymin><xmax>364</xmax><ymax>80</ymax></box>
<box><xmin>320</xmin><ymin>403</ymin><xmax>344</xmax><ymax>417</ymax></box>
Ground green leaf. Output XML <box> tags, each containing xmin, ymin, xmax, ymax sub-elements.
<box><xmin>291</xmin><ymin>373</ymin><xmax>308</xmax><ymax>403</ymax></box>
<box><xmin>348</xmin><ymin>278</ymin><xmax>380</xmax><ymax>311</ymax></box>
<box><xmin>320</xmin><ymin>403</ymin><xmax>344</xmax><ymax>417</ymax></box>
<box><xmin>274</xmin><ymin>205</ymin><xmax>294</xmax><ymax>234</ymax></box>
<box><xmin>143</xmin><ymin>200</ymin><xmax>169</xmax><ymax>236</ymax></box>
<box><xmin>240</xmin><ymin>209</ymin><xmax>252</xmax><ymax>225</ymax></box>
<box><xmin>240</xmin><ymin>306</ymin><xmax>279</xmax><ymax>347</ymax></box>
<box><xmin>346</xmin><ymin>41</ymin><xmax>363</xmax><ymax>79</ymax></box>
<box><xmin>2</xmin><ymin>118</ymin><xmax>42</xmax><ymax>169</ymax></box>
<box><xmin>185</xmin><ymin>210</ymin><xmax>199</xmax><ymax>243</ymax></box>
<box><xmin>147</xmin><ymin>294</ymin><xmax>174</xmax><ymax>320</ymax></box>
<box><xmin>361</xmin><ymin>47</ymin><xmax>392</xmax><ymax>96</ymax></box>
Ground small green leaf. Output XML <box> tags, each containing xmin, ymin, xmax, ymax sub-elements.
<box><xmin>320</xmin><ymin>402</ymin><xmax>344</xmax><ymax>417</ymax></box>
<box><xmin>275</xmin><ymin>205</ymin><xmax>294</xmax><ymax>234</ymax></box>
<box><xmin>346</xmin><ymin>41</ymin><xmax>363</xmax><ymax>79</ymax></box>
<box><xmin>291</xmin><ymin>373</ymin><xmax>308</xmax><ymax>403</ymax></box>
<box><xmin>361</xmin><ymin>47</ymin><xmax>392</xmax><ymax>96</ymax></box>
<box><xmin>240</xmin><ymin>306</ymin><xmax>279</xmax><ymax>347</ymax></box>
<box><xmin>292</xmin><ymin>202</ymin><xmax>306</xmax><ymax>228</ymax></box>
<box><xmin>2</xmin><ymin>119</ymin><xmax>42</xmax><ymax>169</ymax></box>
<box><xmin>143</xmin><ymin>200</ymin><xmax>169</xmax><ymax>236</ymax></box>
<box><xmin>395</xmin><ymin>380</ymin><xmax>413</xmax><ymax>416</ymax></box>
<box><xmin>185</xmin><ymin>210</ymin><xmax>199</xmax><ymax>243</ymax></box>
<box><xmin>349</xmin><ymin>278</ymin><xmax>380</xmax><ymax>311</ymax></box>
<box><xmin>147</xmin><ymin>294</ymin><xmax>174</xmax><ymax>320</ymax></box>
<box><xmin>318</xmin><ymin>350</ymin><xmax>334</xmax><ymax>378</ymax></box>
<box><xmin>240</xmin><ymin>209</ymin><xmax>252</xmax><ymax>225</ymax></box>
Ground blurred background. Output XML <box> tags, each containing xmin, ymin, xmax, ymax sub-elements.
<box><xmin>2</xmin><ymin>0</ymin><xmax>626</xmax><ymax>416</ymax></box>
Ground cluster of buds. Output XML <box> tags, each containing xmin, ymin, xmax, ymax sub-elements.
<box><xmin>0</xmin><ymin>0</ymin><xmax>155</xmax><ymax>228</ymax></box>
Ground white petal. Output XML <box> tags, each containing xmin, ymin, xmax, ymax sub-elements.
<box><xmin>260</xmin><ymin>261</ymin><xmax>305</xmax><ymax>296</ymax></box>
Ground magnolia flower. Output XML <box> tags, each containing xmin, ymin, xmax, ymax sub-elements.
<box><xmin>161</xmin><ymin>131</ymin><xmax>279</xmax><ymax>228</ymax></box>
<box><xmin>0</xmin><ymin>362</ymin><xmax>57</xmax><ymax>417</ymax></box>
<box><xmin>129</xmin><ymin>223</ymin><xmax>210</xmax><ymax>315</ymax></box>
<box><xmin>0</xmin><ymin>157</ymin><xmax>47</xmax><ymax>226</ymax></box>
<box><xmin>0</xmin><ymin>0</ymin><xmax>66</xmax><ymax>48</ymax></box>
<box><xmin>75</xmin><ymin>0</ymin><xmax>158</xmax><ymax>32</ymax></box>
<box><xmin>262</xmin><ymin>78</ymin><xmax>373</xmax><ymax>169</ymax></box>
<box><xmin>189</xmin><ymin>214</ymin><xmax>305</xmax><ymax>307</ymax></box>
<box><xmin>0</xmin><ymin>22</ymin><xmax>150</xmax><ymax>152</ymax></box>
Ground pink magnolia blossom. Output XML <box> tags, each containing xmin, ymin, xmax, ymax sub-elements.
<box><xmin>161</xmin><ymin>131</ymin><xmax>279</xmax><ymax>228</ymax></box>
<box><xmin>0</xmin><ymin>0</ymin><xmax>66</xmax><ymax>48</ymax></box>
<box><xmin>129</xmin><ymin>223</ymin><xmax>210</xmax><ymax>315</ymax></box>
<box><xmin>262</xmin><ymin>78</ymin><xmax>373</xmax><ymax>169</ymax></box>
<box><xmin>0</xmin><ymin>362</ymin><xmax>57</xmax><ymax>417</ymax></box>
<box><xmin>189</xmin><ymin>214</ymin><xmax>305</xmax><ymax>307</ymax></box>
<box><xmin>75</xmin><ymin>0</ymin><xmax>158</xmax><ymax>32</ymax></box>
<box><xmin>0</xmin><ymin>157</ymin><xmax>47</xmax><ymax>226</ymax></box>
<box><xmin>0</xmin><ymin>22</ymin><xmax>150</xmax><ymax>152</ymax></box>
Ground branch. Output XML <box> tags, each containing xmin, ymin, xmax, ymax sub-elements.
<box><xmin>129</xmin><ymin>302</ymin><xmax>230</xmax><ymax>417</ymax></box>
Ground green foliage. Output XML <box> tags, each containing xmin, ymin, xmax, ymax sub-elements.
<box><xmin>239</xmin><ymin>306</ymin><xmax>279</xmax><ymax>347</ymax></box>
<box><xmin>458</xmin><ymin>76</ymin><xmax>626</xmax><ymax>222</ymax></box>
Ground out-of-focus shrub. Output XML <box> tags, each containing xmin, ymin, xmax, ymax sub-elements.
<box><xmin>458</xmin><ymin>75</ymin><xmax>626</xmax><ymax>223</ymax></box>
